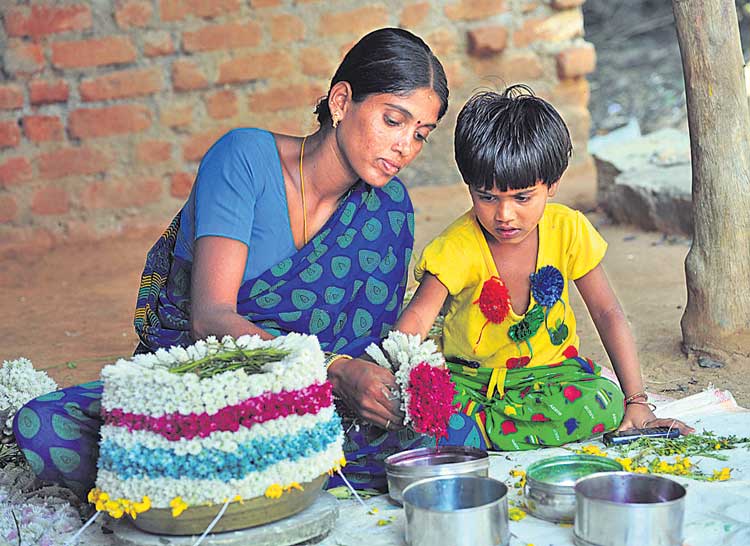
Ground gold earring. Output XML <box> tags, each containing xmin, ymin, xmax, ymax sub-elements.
<box><xmin>332</xmin><ymin>112</ymin><xmax>340</xmax><ymax>129</ymax></box>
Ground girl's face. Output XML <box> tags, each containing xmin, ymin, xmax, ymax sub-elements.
<box><xmin>336</xmin><ymin>87</ymin><xmax>442</xmax><ymax>187</ymax></box>
<box><xmin>469</xmin><ymin>180</ymin><xmax>559</xmax><ymax>246</ymax></box>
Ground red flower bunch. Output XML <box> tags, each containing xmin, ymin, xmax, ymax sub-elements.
<box><xmin>473</xmin><ymin>276</ymin><xmax>512</xmax><ymax>348</ymax></box>
<box><xmin>405</xmin><ymin>362</ymin><xmax>459</xmax><ymax>440</ymax></box>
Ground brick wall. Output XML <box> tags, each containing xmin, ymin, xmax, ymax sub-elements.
<box><xmin>0</xmin><ymin>0</ymin><xmax>594</xmax><ymax>254</ymax></box>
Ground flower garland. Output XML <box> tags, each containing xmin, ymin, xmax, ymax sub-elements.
<box><xmin>0</xmin><ymin>358</ymin><xmax>58</xmax><ymax>437</ymax></box>
<box><xmin>366</xmin><ymin>331</ymin><xmax>458</xmax><ymax>439</ymax></box>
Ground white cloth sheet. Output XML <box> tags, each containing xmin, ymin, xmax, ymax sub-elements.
<box><xmin>319</xmin><ymin>388</ymin><xmax>750</xmax><ymax>546</ymax></box>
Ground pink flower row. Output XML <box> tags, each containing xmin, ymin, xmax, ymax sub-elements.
<box><xmin>102</xmin><ymin>382</ymin><xmax>333</xmax><ymax>441</ymax></box>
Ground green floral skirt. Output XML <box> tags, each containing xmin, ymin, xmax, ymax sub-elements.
<box><xmin>448</xmin><ymin>353</ymin><xmax>625</xmax><ymax>451</ymax></box>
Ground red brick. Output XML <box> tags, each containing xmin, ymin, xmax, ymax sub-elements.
<box><xmin>29</xmin><ymin>80</ymin><xmax>69</xmax><ymax>105</ymax></box>
<box><xmin>52</xmin><ymin>36</ymin><xmax>137</xmax><ymax>69</ymax></box>
<box><xmin>300</xmin><ymin>46</ymin><xmax>335</xmax><ymax>78</ymax></box>
<box><xmin>159</xmin><ymin>0</ymin><xmax>241</xmax><ymax>22</ymax></box>
<box><xmin>556</xmin><ymin>44</ymin><xmax>597</xmax><ymax>79</ymax></box>
<box><xmin>32</xmin><ymin>186</ymin><xmax>69</xmax><ymax>215</ymax></box>
<box><xmin>69</xmin><ymin>104</ymin><xmax>151</xmax><ymax>138</ymax></box>
<box><xmin>170</xmin><ymin>172</ymin><xmax>194</xmax><ymax>198</ymax></box>
<box><xmin>249</xmin><ymin>0</ymin><xmax>281</xmax><ymax>6</ymax></box>
<box><xmin>80</xmin><ymin>68</ymin><xmax>163</xmax><ymax>102</ymax></box>
<box><xmin>545</xmin><ymin>78</ymin><xmax>591</xmax><ymax>107</ymax></box>
<box><xmin>183</xmin><ymin>128</ymin><xmax>229</xmax><ymax>162</ymax></box>
<box><xmin>0</xmin><ymin>157</ymin><xmax>33</xmax><ymax>188</ymax></box>
<box><xmin>4</xmin><ymin>41</ymin><xmax>45</xmax><ymax>75</ymax></box>
<box><xmin>248</xmin><ymin>83</ymin><xmax>326</xmax><ymax>113</ymax></box>
<box><xmin>472</xmin><ymin>51</ymin><xmax>544</xmax><ymax>83</ymax></box>
<box><xmin>4</xmin><ymin>5</ymin><xmax>92</xmax><ymax>40</ymax></box>
<box><xmin>445</xmin><ymin>0</ymin><xmax>506</xmax><ymax>21</ymax></box>
<box><xmin>0</xmin><ymin>195</ymin><xmax>19</xmax><ymax>223</ymax></box>
<box><xmin>38</xmin><ymin>147</ymin><xmax>111</xmax><ymax>180</ymax></box>
<box><xmin>270</xmin><ymin>14</ymin><xmax>305</xmax><ymax>43</ymax></box>
<box><xmin>318</xmin><ymin>7</ymin><xmax>389</xmax><ymax>36</ymax></box>
<box><xmin>467</xmin><ymin>26</ymin><xmax>509</xmax><ymax>57</ymax></box>
<box><xmin>172</xmin><ymin>59</ymin><xmax>210</xmax><ymax>91</ymax></box>
<box><xmin>136</xmin><ymin>140</ymin><xmax>172</xmax><ymax>164</ymax></box>
<box><xmin>160</xmin><ymin>101</ymin><xmax>193</xmax><ymax>127</ymax></box>
<box><xmin>513</xmin><ymin>11</ymin><xmax>584</xmax><ymax>47</ymax></box>
<box><xmin>144</xmin><ymin>31</ymin><xmax>174</xmax><ymax>57</ymax></box>
<box><xmin>23</xmin><ymin>115</ymin><xmax>64</xmax><ymax>142</ymax></box>
<box><xmin>80</xmin><ymin>177</ymin><xmax>162</xmax><ymax>210</ymax></box>
<box><xmin>115</xmin><ymin>0</ymin><xmax>153</xmax><ymax>28</ymax></box>
<box><xmin>400</xmin><ymin>2</ymin><xmax>430</xmax><ymax>27</ymax></box>
<box><xmin>182</xmin><ymin>21</ymin><xmax>262</xmax><ymax>53</ymax></box>
<box><xmin>425</xmin><ymin>28</ymin><xmax>458</xmax><ymax>56</ymax></box>
<box><xmin>0</xmin><ymin>121</ymin><xmax>21</xmax><ymax>148</ymax></box>
<box><xmin>0</xmin><ymin>85</ymin><xmax>24</xmax><ymax>110</ymax></box>
<box><xmin>205</xmin><ymin>90</ymin><xmax>238</xmax><ymax>120</ymax></box>
<box><xmin>552</xmin><ymin>0</ymin><xmax>585</xmax><ymax>8</ymax></box>
<box><xmin>218</xmin><ymin>52</ymin><xmax>293</xmax><ymax>84</ymax></box>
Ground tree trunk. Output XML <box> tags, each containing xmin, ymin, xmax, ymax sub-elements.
<box><xmin>672</xmin><ymin>0</ymin><xmax>750</xmax><ymax>357</ymax></box>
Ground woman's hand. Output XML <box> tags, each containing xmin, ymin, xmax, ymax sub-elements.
<box><xmin>327</xmin><ymin>357</ymin><xmax>405</xmax><ymax>431</ymax></box>
<box><xmin>618</xmin><ymin>403</ymin><xmax>695</xmax><ymax>435</ymax></box>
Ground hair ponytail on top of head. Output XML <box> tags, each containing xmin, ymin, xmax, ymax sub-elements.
<box><xmin>314</xmin><ymin>27</ymin><xmax>449</xmax><ymax>127</ymax></box>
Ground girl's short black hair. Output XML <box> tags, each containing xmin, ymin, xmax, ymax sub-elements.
<box><xmin>314</xmin><ymin>27</ymin><xmax>449</xmax><ymax>125</ymax></box>
<box><xmin>454</xmin><ymin>85</ymin><xmax>572</xmax><ymax>191</ymax></box>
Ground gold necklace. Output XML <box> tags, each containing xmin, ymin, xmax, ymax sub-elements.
<box><xmin>299</xmin><ymin>135</ymin><xmax>308</xmax><ymax>245</ymax></box>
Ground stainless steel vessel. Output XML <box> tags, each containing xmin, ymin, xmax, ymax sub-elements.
<box><xmin>402</xmin><ymin>475</ymin><xmax>509</xmax><ymax>546</ymax></box>
<box><xmin>384</xmin><ymin>445</ymin><xmax>489</xmax><ymax>505</ymax></box>
<box><xmin>574</xmin><ymin>472</ymin><xmax>686</xmax><ymax>546</ymax></box>
<box><xmin>524</xmin><ymin>454</ymin><xmax>623</xmax><ymax>522</ymax></box>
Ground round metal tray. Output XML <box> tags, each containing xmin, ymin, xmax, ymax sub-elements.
<box><xmin>131</xmin><ymin>474</ymin><xmax>328</xmax><ymax>535</ymax></box>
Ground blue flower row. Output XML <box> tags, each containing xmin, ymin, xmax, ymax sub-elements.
<box><xmin>98</xmin><ymin>415</ymin><xmax>342</xmax><ymax>481</ymax></box>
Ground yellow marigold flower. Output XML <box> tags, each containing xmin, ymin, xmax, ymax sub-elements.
<box><xmin>109</xmin><ymin>507</ymin><xmax>124</xmax><ymax>519</ymax></box>
<box><xmin>339</xmin><ymin>457</ymin><xmax>348</xmax><ymax>467</ymax></box>
<box><xmin>509</xmin><ymin>469</ymin><xmax>526</xmax><ymax>478</ymax></box>
<box><xmin>509</xmin><ymin>507</ymin><xmax>527</xmax><ymax>521</ymax></box>
<box><xmin>503</xmin><ymin>406</ymin><xmax>517</xmax><ymax>416</ymax></box>
<box><xmin>133</xmin><ymin>496</ymin><xmax>151</xmax><ymax>513</ymax></box>
<box><xmin>265</xmin><ymin>484</ymin><xmax>283</xmax><ymax>499</ymax></box>
<box><xmin>615</xmin><ymin>457</ymin><xmax>633</xmax><ymax>472</ymax></box>
<box><xmin>634</xmin><ymin>467</ymin><xmax>648</xmax><ymax>474</ymax></box>
<box><xmin>169</xmin><ymin>496</ymin><xmax>189</xmax><ymax>518</ymax></box>
<box><xmin>715</xmin><ymin>443</ymin><xmax>722</xmax><ymax>450</ymax></box>
<box><xmin>710</xmin><ymin>468</ymin><xmax>731</xmax><ymax>481</ymax></box>
<box><xmin>87</xmin><ymin>488</ymin><xmax>100</xmax><ymax>503</ymax></box>
<box><xmin>682</xmin><ymin>458</ymin><xmax>692</xmax><ymax>468</ymax></box>
<box><xmin>105</xmin><ymin>500</ymin><xmax>120</xmax><ymax>513</ymax></box>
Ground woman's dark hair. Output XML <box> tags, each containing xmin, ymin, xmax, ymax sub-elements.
<box><xmin>454</xmin><ymin>84</ymin><xmax>572</xmax><ymax>191</ymax></box>
<box><xmin>314</xmin><ymin>27</ymin><xmax>449</xmax><ymax>125</ymax></box>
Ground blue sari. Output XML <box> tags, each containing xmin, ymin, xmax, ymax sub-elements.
<box><xmin>15</xmin><ymin>178</ymin><xmax>443</xmax><ymax>496</ymax></box>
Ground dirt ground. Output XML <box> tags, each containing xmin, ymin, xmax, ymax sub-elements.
<box><xmin>2</xmin><ymin>0</ymin><xmax>749</xmax><ymax>411</ymax></box>
<box><xmin>1</xmin><ymin>183</ymin><xmax>748</xmax><ymax>409</ymax></box>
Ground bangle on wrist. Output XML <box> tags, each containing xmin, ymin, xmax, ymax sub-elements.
<box><xmin>324</xmin><ymin>352</ymin><xmax>352</xmax><ymax>370</ymax></box>
<box><xmin>626</xmin><ymin>400</ymin><xmax>657</xmax><ymax>411</ymax></box>
<box><xmin>624</xmin><ymin>390</ymin><xmax>648</xmax><ymax>404</ymax></box>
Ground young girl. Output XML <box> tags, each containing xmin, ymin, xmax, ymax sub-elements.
<box><xmin>394</xmin><ymin>86</ymin><xmax>693</xmax><ymax>450</ymax></box>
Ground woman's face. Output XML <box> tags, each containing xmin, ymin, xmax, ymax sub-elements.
<box><xmin>336</xmin><ymin>87</ymin><xmax>442</xmax><ymax>187</ymax></box>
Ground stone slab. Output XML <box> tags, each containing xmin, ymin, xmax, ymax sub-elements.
<box><xmin>109</xmin><ymin>492</ymin><xmax>339</xmax><ymax>546</ymax></box>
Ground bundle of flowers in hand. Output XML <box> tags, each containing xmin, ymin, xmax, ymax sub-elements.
<box><xmin>366</xmin><ymin>331</ymin><xmax>458</xmax><ymax>440</ymax></box>
<box><xmin>92</xmin><ymin>333</ymin><xmax>345</xmax><ymax>533</ymax></box>
<box><xmin>0</xmin><ymin>358</ymin><xmax>58</xmax><ymax>463</ymax></box>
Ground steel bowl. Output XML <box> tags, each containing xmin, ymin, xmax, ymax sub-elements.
<box><xmin>385</xmin><ymin>446</ymin><xmax>489</xmax><ymax>505</ymax></box>
<box><xmin>574</xmin><ymin>472</ymin><xmax>686</xmax><ymax>546</ymax></box>
<box><xmin>403</xmin><ymin>475</ymin><xmax>509</xmax><ymax>546</ymax></box>
<box><xmin>524</xmin><ymin>455</ymin><xmax>623</xmax><ymax>523</ymax></box>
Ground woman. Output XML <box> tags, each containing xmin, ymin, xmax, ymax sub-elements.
<box><xmin>14</xmin><ymin>28</ymin><xmax>449</xmax><ymax>496</ymax></box>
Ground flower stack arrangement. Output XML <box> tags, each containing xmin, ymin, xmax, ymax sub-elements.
<box><xmin>366</xmin><ymin>331</ymin><xmax>459</xmax><ymax>441</ymax></box>
<box><xmin>91</xmin><ymin>333</ymin><xmax>346</xmax><ymax>534</ymax></box>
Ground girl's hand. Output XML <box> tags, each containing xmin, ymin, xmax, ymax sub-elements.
<box><xmin>619</xmin><ymin>403</ymin><xmax>695</xmax><ymax>435</ymax></box>
<box><xmin>327</xmin><ymin>358</ymin><xmax>405</xmax><ymax>431</ymax></box>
